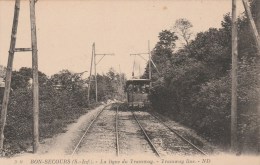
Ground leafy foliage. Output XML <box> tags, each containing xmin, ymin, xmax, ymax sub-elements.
<box><xmin>173</xmin><ymin>18</ymin><xmax>193</xmax><ymax>46</ymax></box>
<box><xmin>0</xmin><ymin>67</ymin><xmax>125</xmax><ymax>156</ymax></box>
<box><xmin>145</xmin><ymin>6</ymin><xmax>259</xmax><ymax>153</ymax></box>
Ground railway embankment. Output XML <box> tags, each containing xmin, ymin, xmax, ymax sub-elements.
<box><xmin>38</xmin><ymin>104</ymin><xmax>107</xmax><ymax>155</ymax></box>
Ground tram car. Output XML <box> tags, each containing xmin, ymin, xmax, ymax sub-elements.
<box><xmin>125</xmin><ymin>79</ymin><xmax>151</xmax><ymax>109</ymax></box>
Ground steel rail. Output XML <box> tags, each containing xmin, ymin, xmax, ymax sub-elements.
<box><xmin>115</xmin><ymin>105</ymin><xmax>120</xmax><ymax>156</ymax></box>
<box><xmin>131</xmin><ymin>111</ymin><xmax>161</xmax><ymax>157</ymax></box>
<box><xmin>71</xmin><ymin>105</ymin><xmax>109</xmax><ymax>155</ymax></box>
<box><xmin>150</xmin><ymin>112</ymin><xmax>207</xmax><ymax>155</ymax></box>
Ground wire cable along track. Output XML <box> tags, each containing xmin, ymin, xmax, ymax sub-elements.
<box><xmin>131</xmin><ymin>111</ymin><xmax>161</xmax><ymax>157</ymax></box>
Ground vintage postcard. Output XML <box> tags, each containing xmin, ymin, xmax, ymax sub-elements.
<box><xmin>0</xmin><ymin>0</ymin><xmax>259</xmax><ymax>165</ymax></box>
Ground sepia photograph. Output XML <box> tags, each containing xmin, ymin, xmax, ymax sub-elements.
<box><xmin>0</xmin><ymin>0</ymin><xmax>259</xmax><ymax>164</ymax></box>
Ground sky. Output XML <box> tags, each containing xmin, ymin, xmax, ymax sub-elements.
<box><xmin>0</xmin><ymin>0</ymin><xmax>245</xmax><ymax>79</ymax></box>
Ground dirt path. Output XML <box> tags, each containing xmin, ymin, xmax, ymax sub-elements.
<box><xmin>37</xmin><ymin>104</ymin><xmax>106</xmax><ymax>156</ymax></box>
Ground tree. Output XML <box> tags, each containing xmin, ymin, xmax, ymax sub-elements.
<box><xmin>87</xmin><ymin>68</ymin><xmax>125</xmax><ymax>102</ymax></box>
<box><xmin>51</xmin><ymin>70</ymin><xmax>81</xmax><ymax>90</ymax></box>
<box><xmin>188</xmin><ymin>28</ymin><xmax>231</xmax><ymax>78</ymax></box>
<box><xmin>146</xmin><ymin>8</ymin><xmax>259</xmax><ymax>153</ymax></box>
<box><xmin>173</xmin><ymin>18</ymin><xmax>193</xmax><ymax>46</ymax></box>
<box><xmin>50</xmin><ymin>70</ymin><xmax>87</xmax><ymax>107</ymax></box>
<box><xmin>0</xmin><ymin>65</ymin><xmax>6</xmax><ymax>79</ymax></box>
<box><xmin>11</xmin><ymin>67</ymin><xmax>48</xmax><ymax>90</ymax></box>
<box><xmin>143</xmin><ymin>30</ymin><xmax>178</xmax><ymax>80</ymax></box>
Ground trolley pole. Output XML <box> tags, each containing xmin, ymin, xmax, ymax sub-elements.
<box><xmin>231</xmin><ymin>0</ymin><xmax>238</xmax><ymax>153</ymax></box>
<box><xmin>0</xmin><ymin>0</ymin><xmax>20</xmax><ymax>151</ymax></box>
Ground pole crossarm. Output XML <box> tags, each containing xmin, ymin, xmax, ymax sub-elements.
<box><xmin>130</xmin><ymin>53</ymin><xmax>149</xmax><ymax>56</ymax></box>
<box><xmin>138</xmin><ymin>54</ymin><xmax>147</xmax><ymax>62</ymax></box>
<box><xmin>130</xmin><ymin>54</ymin><xmax>148</xmax><ymax>62</ymax></box>
<box><xmin>95</xmin><ymin>53</ymin><xmax>115</xmax><ymax>55</ymax></box>
<box><xmin>130</xmin><ymin>53</ymin><xmax>160</xmax><ymax>75</ymax></box>
<box><xmin>130</xmin><ymin>53</ymin><xmax>149</xmax><ymax>61</ymax></box>
<box><xmin>14</xmin><ymin>48</ymin><xmax>33</xmax><ymax>52</ymax></box>
<box><xmin>96</xmin><ymin>53</ymin><xmax>114</xmax><ymax>65</ymax></box>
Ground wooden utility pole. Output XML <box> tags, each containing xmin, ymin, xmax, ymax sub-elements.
<box><xmin>30</xmin><ymin>0</ymin><xmax>39</xmax><ymax>153</ymax></box>
<box><xmin>256</xmin><ymin>0</ymin><xmax>260</xmax><ymax>34</ymax></box>
<box><xmin>0</xmin><ymin>0</ymin><xmax>39</xmax><ymax>153</ymax></box>
<box><xmin>0</xmin><ymin>0</ymin><xmax>21</xmax><ymax>151</ymax></box>
<box><xmin>94</xmin><ymin>44</ymin><xmax>98</xmax><ymax>102</ymax></box>
<box><xmin>256</xmin><ymin>0</ymin><xmax>260</xmax><ymax>154</ymax></box>
<box><xmin>88</xmin><ymin>43</ymin><xmax>114</xmax><ymax>102</ymax></box>
<box><xmin>242</xmin><ymin>0</ymin><xmax>260</xmax><ymax>153</ymax></box>
<box><xmin>87</xmin><ymin>43</ymin><xmax>94</xmax><ymax>103</ymax></box>
<box><xmin>118</xmin><ymin>65</ymin><xmax>123</xmax><ymax>88</ymax></box>
<box><xmin>118</xmin><ymin>65</ymin><xmax>123</xmax><ymax>97</ymax></box>
<box><xmin>148</xmin><ymin>41</ymin><xmax>152</xmax><ymax>87</ymax></box>
<box><xmin>231</xmin><ymin>0</ymin><xmax>238</xmax><ymax>153</ymax></box>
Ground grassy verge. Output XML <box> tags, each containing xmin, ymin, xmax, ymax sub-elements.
<box><xmin>0</xmin><ymin>88</ymin><xmax>94</xmax><ymax>157</ymax></box>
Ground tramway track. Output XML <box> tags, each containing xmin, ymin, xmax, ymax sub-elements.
<box><xmin>131</xmin><ymin>111</ymin><xmax>161</xmax><ymax>157</ymax></box>
<box><xmin>149</xmin><ymin>112</ymin><xmax>207</xmax><ymax>155</ymax></box>
<box><xmin>71</xmin><ymin>104</ymin><xmax>113</xmax><ymax>155</ymax></box>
